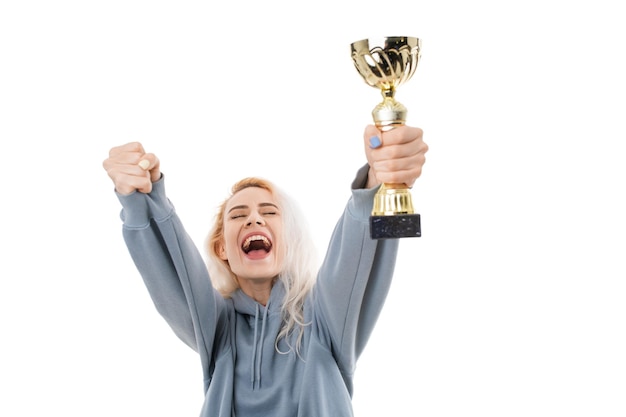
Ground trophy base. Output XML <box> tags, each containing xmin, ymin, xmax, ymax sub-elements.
<box><xmin>370</xmin><ymin>213</ymin><xmax>421</xmax><ymax>239</ymax></box>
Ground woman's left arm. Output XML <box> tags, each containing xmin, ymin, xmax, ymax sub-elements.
<box><xmin>314</xmin><ymin>124</ymin><xmax>428</xmax><ymax>376</ymax></box>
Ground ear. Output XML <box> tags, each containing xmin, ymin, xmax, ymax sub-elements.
<box><xmin>217</xmin><ymin>240</ymin><xmax>228</xmax><ymax>261</ymax></box>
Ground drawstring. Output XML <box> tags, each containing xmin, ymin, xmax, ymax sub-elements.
<box><xmin>250</xmin><ymin>304</ymin><xmax>259</xmax><ymax>388</ymax></box>
<box><xmin>250</xmin><ymin>301</ymin><xmax>270</xmax><ymax>390</ymax></box>
<box><xmin>256</xmin><ymin>301</ymin><xmax>269</xmax><ymax>389</ymax></box>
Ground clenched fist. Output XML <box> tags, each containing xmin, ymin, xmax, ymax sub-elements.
<box><xmin>363</xmin><ymin>125</ymin><xmax>428</xmax><ymax>189</ymax></box>
<box><xmin>103</xmin><ymin>142</ymin><xmax>161</xmax><ymax>195</ymax></box>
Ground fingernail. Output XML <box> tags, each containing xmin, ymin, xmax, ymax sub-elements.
<box><xmin>138</xmin><ymin>159</ymin><xmax>150</xmax><ymax>170</ymax></box>
<box><xmin>369</xmin><ymin>135</ymin><xmax>382</xmax><ymax>149</ymax></box>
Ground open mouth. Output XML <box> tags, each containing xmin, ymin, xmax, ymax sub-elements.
<box><xmin>241</xmin><ymin>234</ymin><xmax>272</xmax><ymax>255</ymax></box>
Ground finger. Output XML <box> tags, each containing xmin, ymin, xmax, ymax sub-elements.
<box><xmin>373</xmin><ymin>150</ymin><xmax>426</xmax><ymax>171</ymax></box>
<box><xmin>103</xmin><ymin>155</ymin><xmax>153</xmax><ymax>195</ymax></box>
<box><xmin>372</xmin><ymin>149</ymin><xmax>426</xmax><ymax>173</ymax></box>
<box><xmin>106</xmin><ymin>166</ymin><xmax>153</xmax><ymax>195</ymax></box>
<box><xmin>370</xmin><ymin>147</ymin><xmax>428</xmax><ymax>187</ymax></box>
<box><xmin>108</xmin><ymin>141</ymin><xmax>145</xmax><ymax>158</ymax></box>
<box><xmin>105</xmin><ymin>149</ymin><xmax>147</xmax><ymax>169</ymax></box>
<box><xmin>119</xmin><ymin>175</ymin><xmax>153</xmax><ymax>195</ymax></box>
<box><xmin>369</xmin><ymin>138</ymin><xmax>428</xmax><ymax>165</ymax></box>
<box><xmin>105</xmin><ymin>144</ymin><xmax>158</xmax><ymax>174</ymax></box>
<box><xmin>380</xmin><ymin>125</ymin><xmax>423</xmax><ymax>146</ymax></box>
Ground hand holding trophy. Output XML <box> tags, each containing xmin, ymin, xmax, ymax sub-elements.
<box><xmin>350</xmin><ymin>36</ymin><xmax>422</xmax><ymax>239</ymax></box>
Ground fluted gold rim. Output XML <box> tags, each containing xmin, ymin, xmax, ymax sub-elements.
<box><xmin>350</xmin><ymin>37</ymin><xmax>421</xmax><ymax>92</ymax></box>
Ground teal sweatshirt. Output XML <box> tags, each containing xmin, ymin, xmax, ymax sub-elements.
<box><xmin>116</xmin><ymin>166</ymin><xmax>400</xmax><ymax>416</ymax></box>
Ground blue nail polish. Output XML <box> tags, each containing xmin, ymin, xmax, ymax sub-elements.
<box><xmin>369</xmin><ymin>135</ymin><xmax>382</xmax><ymax>149</ymax></box>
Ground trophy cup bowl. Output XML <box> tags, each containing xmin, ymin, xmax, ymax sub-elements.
<box><xmin>350</xmin><ymin>36</ymin><xmax>422</xmax><ymax>239</ymax></box>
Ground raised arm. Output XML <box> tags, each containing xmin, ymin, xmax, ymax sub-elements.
<box><xmin>314</xmin><ymin>125</ymin><xmax>427</xmax><ymax>376</ymax></box>
<box><xmin>103</xmin><ymin>143</ymin><xmax>228</xmax><ymax>375</ymax></box>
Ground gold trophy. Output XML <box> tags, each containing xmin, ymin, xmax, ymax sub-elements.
<box><xmin>350</xmin><ymin>36</ymin><xmax>422</xmax><ymax>239</ymax></box>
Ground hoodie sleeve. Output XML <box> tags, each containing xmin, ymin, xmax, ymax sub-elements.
<box><xmin>116</xmin><ymin>175</ymin><xmax>228</xmax><ymax>372</ymax></box>
<box><xmin>314</xmin><ymin>164</ymin><xmax>400</xmax><ymax>377</ymax></box>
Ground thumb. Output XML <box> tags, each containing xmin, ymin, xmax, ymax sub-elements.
<box><xmin>138</xmin><ymin>153</ymin><xmax>161</xmax><ymax>182</ymax></box>
<box><xmin>363</xmin><ymin>125</ymin><xmax>383</xmax><ymax>149</ymax></box>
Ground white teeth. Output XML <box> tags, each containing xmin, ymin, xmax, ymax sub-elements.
<box><xmin>242</xmin><ymin>235</ymin><xmax>271</xmax><ymax>252</ymax></box>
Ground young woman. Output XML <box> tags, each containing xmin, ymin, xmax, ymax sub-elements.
<box><xmin>103</xmin><ymin>124</ymin><xmax>428</xmax><ymax>416</ymax></box>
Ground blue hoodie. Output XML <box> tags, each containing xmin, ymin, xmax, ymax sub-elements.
<box><xmin>116</xmin><ymin>166</ymin><xmax>400</xmax><ymax>416</ymax></box>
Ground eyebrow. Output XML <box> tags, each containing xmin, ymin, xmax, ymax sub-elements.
<box><xmin>227</xmin><ymin>202</ymin><xmax>279</xmax><ymax>214</ymax></box>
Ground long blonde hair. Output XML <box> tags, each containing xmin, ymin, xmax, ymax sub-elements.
<box><xmin>206</xmin><ymin>177</ymin><xmax>318</xmax><ymax>354</ymax></box>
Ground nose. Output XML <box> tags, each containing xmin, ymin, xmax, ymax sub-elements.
<box><xmin>245</xmin><ymin>212</ymin><xmax>265</xmax><ymax>227</ymax></box>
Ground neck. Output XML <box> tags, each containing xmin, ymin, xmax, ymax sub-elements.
<box><xmin>238</xmin><ymin>277</ymin><xmax>275</xmax><ymax>306</ymax></box>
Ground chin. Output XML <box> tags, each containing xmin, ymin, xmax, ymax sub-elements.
<box><xmin>235</xmin><ymin>264</ymin><xmax>281</xmax><ymax>281</ymax></box>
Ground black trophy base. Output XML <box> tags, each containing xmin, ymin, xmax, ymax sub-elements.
<box><xmin>370</xmin><ymin>213</ymin><xmax>421</xmax><ymax>239</ymax></box>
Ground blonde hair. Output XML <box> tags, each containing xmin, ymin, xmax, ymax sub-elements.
<box><xmin>206</xmin><ymin>177</ymin><xmax>318</xmax><ymax>354</ymax></box>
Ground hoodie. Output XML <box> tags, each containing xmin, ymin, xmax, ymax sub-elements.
<box><xmin>117</xmin><ymin>166</ymin><xmax>400</xmax><ymax>416</ymax></box>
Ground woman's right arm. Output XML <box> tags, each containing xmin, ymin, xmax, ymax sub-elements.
<box><xmin>117</xmin><ymin>178</ymin><xmax>227</xmax><ymax>355</ymax></box>
<box><xmin>103</xmin><ymin>143</ymin><xmax>228</xmax><ymax>360</ymax></box>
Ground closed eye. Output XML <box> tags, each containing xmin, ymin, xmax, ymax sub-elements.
<box><xmin>229</xmin><ymin>212</ymin><xmax>248</xmax><ymax>219</ymax></box>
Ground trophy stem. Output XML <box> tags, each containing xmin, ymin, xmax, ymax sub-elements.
<box><xmin>372</xmin><ymin>96</ymin><xmax>408</xmax><ymax>131</ymax></box>
<box><xmin>371</xmin><ymin>97</ymin><xmax>421</xmax><ymax>239</ymax></box>
<box><xmin>371</xmin><ymin>183</ymin><xmax>414</xmax><ymax>215</ymax></box>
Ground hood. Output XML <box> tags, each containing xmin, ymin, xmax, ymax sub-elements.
<box><xmin>230</xmin><ymin>279</ymin><xmax>286</xmax><ymax>317</ymax></box>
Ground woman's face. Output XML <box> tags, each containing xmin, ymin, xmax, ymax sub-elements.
<box><xmin>218</xmin><ymin>186</ymin><xmax>284</xmax><ymax>283</ymax></box>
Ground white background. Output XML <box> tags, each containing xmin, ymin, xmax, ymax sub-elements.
<box><xmin>1</xmin><ymin>0</ymin><xmax>625</xmax><ymax>416</ymax></box>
